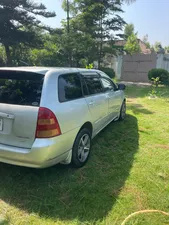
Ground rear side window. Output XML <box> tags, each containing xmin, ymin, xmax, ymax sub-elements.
<box><xmin>84</xmin><ymin>76</ymin><xmax>103</xmax><ymax>95</ymax></box>
<box><xmin>0</xmin><ymin>71</ymin><xmax>44</xmax><ymax>106</ymax></box>
<box><xmin>58</xmin><ymin>73</ymin><xmax>83</xmax><ymax>102</ymax></box>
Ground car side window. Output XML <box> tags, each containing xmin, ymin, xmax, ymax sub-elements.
<box><xmin>58</xmin><ymin>73</ymin><xmax>83</xmax><ymax>102</ymax></box>
<box><xmin>101</xmin><ymin>77</ymin><xmax>114</xmax><ymax>92</ymax></box>
<box><xmin>84</xmin><ymin>76</ymin><xmax>103</xmax><ymax>95</ymax></box>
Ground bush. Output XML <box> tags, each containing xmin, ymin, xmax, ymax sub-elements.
<box><xmin>100</xmin><ymin>67</ymin><xmax>115</xmax><ymax>78</ymax></box>
<box><xmin>148</xmin><ymin>68</ymin><xmax>169</xmax><ymax>85</ymax></box>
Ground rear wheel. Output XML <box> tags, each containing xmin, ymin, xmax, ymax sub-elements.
<box><xmin>119</xmin><ymin>101</ymin><xmax>126</xmax><ymax>121</ymax></box>
<box><xmin>71</xmin><ymin>128</ymin><xmax>91</xmax><ymax>168</ymax></box>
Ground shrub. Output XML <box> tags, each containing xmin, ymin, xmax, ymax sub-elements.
<box><xmin>100</xmin><ymin>67</ymin><xmax>115</xmax><ymax>78</ymax></box>
<box><xmin>148</xmin><ymin>68</ymin><xmax>169</xmax><ymax>85</ymax></box>
<box><xmin>86</xmin><ymin>63</ymin><xmax>94</xmax><ymax>69</ymax></box>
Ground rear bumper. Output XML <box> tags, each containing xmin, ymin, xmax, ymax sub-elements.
<box><xmin>0</xmin><ymin>127</ymin><xmax>80</xmax><ymax>168</ymax></box>
<box><xmin>0</xmin><ymin>149</ymin><xmax>71</xmax><ymax>168</ymax></box>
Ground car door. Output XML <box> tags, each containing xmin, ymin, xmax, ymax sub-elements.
<box><xmin>81</xmin><ymin>73</ymin><xmax>109</xmax><ymax>134</ymax></box>
<box><xmin>100</xmin><ymin>77</ymin><xmax>122</xmax><ymax>121</ymax></box>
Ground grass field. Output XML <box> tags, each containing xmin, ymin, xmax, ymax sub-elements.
<box><xmin>1</xmin><ymin>86</ymin><xmax>169</xmax><ymax>225</ymax></box>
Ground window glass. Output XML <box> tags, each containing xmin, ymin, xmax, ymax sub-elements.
<box><xmin>99</xmin><ymin>71</ymin><xmax>118</xmax><ymax>90</ymax></box>
<box><xmin>101</xmin><ymin>78</ymin><xmax>114</xmax><ymax>91</ymax></box>
<box><xmin>0</xmin><ymin>71</ymin><xmax>44</xmax><ymax>106</ymax></box>
<box><xmin>84</xmin><ymin>76</ymin><xmax>103</xmax><ymax>95</ymax></box>
<box><xmin>59</xmin><ymin>73</ymin><xmax>83</xmax><ymax>102</ymax></box>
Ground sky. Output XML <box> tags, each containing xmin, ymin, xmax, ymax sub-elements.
<box><xmin>38</xmin><ymin>0</ymin><xmax>169</xmax><ymax>47</ymax></box>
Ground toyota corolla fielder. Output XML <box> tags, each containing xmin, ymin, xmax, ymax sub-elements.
<box><xmin>0</xmin><ymin>67</ymin><xmax>126</xmax><ymax>168</ymax></box>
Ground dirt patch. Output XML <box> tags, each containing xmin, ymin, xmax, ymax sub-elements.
<box><xmin>121</xmin><ymin>185</ymin><xmax>147</xmax><ymax>210</ymax></box>
<box><xmin>127</xmin><ymin>98</ymin><xmax>138</xmax><ymax>104</ymax></box>
<box><xmin>155</xmin><ymin>144</ymin><xmax>169</xmax><ymax>150</ymax></box>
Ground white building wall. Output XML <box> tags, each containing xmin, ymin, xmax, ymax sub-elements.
<box><xmin>156</xmin><ymin>54</ymin><xmax>169</xmax><ymax>71</ymax></box>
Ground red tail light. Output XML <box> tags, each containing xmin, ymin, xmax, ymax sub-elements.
<box><xmin>35</xmin><ymin>107</ymin><xmax>61</xmax><ymax>138</ymax></box>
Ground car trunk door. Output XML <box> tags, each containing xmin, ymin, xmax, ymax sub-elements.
<box><xmin>0</xmin><ymin>70</ymin><xmax>44</xmax><ymax>149</ymax></box>
<box><xmin>0</xmin><ymin>105</ymin><xmax>39</xmax><ymax>148</ymax></box>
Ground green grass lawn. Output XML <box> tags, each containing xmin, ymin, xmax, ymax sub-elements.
<box><xmin>1</xmin><ymin>86</ymin><xmax>169</xmax><ymax>225</ymax></box>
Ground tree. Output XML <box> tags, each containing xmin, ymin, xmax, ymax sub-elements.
<box><xmin>151</xmin><ymin>42</ymin><xmax>165</xmax><ymax>53</ymax></box>
<box><xmin>165</xmin><ymin>46</ymin><xmax>169</xmax><ymax>53</ymax></box>
<box><xmin>152</xmin><ymin>42</ymin><xmax>161</xmax><ymax>52</ymax></box>
<box><xmin>56</xmin><ymin>23</ymin><xmax>97</xmax><ymax>67</ymax></box>
<box><xmin>124</xmin><ymin>23</ymin><xmax>134</xmax><ymax>39</ymax></box>
<box><xmin>62</xmin><ymin>0</ymin><xmax>126</xmax><ymax>67</ymax></box>
<box><xmin>142</xmin><ymin>34</ymin><xmax>150</xmax><ymax>49</ymax></box>
<box><xmin>0</xmin><ymin>0</ymin><xmax>56</xmax><ymax>65</ymax></box>
<box><xmin>124</xmin><ymin>33</ymin><xmax>141</xmax><ymax>55</ymax></box>
<box><xmin>121</xmin><ymin>0</ymin><xmax>136</xmax><ymax>4</ymax></box>
<box><xmin>0</xmin><ymin>44</ymin><xmax>6</xmax><ymax>66</ymax></box>
<box><xmin>124</xmin><ymin>23</ymin><xmax>138</xmax><ymax>40</ymax></box>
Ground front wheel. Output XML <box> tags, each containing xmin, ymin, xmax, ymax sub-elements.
<box><xmin>71</xmin><ymin>128</ymin><xmax>91</xmax><ymax>168</ymax></box>
<box><xmin>119</xmin><ymin>101</ymin><xmax>126</xmax><ymax>121</ymax></box>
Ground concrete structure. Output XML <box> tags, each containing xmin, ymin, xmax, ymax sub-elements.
<box><xmin>103</xmin><ymin>53</ymin><xmax>169</xmax><ymax>83</ymax></box>
<box><xmin>157</xmin><ymin>54</ymin><xmax>169</xmax><ymax>71</ymax></box>
<box><xmin>121</xmin><ymin>53</ymin><xmax>157</xmax><ymax>82</ymax></box>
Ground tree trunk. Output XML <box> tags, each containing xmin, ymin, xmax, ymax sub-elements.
<box><xmin>67</xmin><ymin>0</ymin><xmax>72</xmax><ymax>67</ymax></box>
<box><xmin>98</xmin><ymin>41</ymin><xmax>103</xmax><ymax>68</ymax></box>
<box><xmin>98</xmin><ymin>14</ymin><xmax>103</xmax><ymax>69</ymax></box>
<box><xmin>4</xmin><ymin>44</ymin><xmax>12</xmax><ymax>66</ymax></box>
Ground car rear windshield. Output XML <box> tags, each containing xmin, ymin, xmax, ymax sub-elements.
<box><xmin>0</xmin><ymin>70</ymin><xmax>44</xmax><ymax>106</ymax></box>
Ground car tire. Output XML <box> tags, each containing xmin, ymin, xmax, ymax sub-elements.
<box><xmin>119</xmin><ymin>100</ymin><xmax>126</xmax><ymax>121</ymax></box>
<box><xmin>71</xmin><ymin>128</ymin><xmax>91</xmax><ymax>168</ymax></box>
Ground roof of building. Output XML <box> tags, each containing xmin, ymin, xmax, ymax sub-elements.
<box><xmin>114</xmin><ymin>39</ymin><xmax>151</xmax><ymax>54</ymax></box>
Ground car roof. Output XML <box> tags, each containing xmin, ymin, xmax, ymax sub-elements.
<box><xmin>0</xmin><ymin>67</ymin><xmax>110</xmax><ymax>78</ymax></box>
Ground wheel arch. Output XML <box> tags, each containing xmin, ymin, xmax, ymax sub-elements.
<box><xmin>79</xmin><ymin>121</ymin><xmax>93</xmax><ymax>136</ymax></box>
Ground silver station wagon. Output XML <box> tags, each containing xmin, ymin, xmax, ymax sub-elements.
<box><xmin>0</xmin><ymin>67</ymin><xmax>126</xmax><ymax>168</ymax></box>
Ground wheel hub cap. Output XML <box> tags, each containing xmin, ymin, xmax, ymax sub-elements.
<box><xmin>78</xmin><ymin>134</ymin><xmax>90</xmax><ymax>162</ymax></box>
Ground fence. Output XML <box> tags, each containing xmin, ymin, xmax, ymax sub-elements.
<box><xmin>112</xmin><ymin>53</ymin><xmax>169</xmax><ymax>83</ymax></box>
<box><xmin>120</xmin><ymin>53</ymin><xmax>157</xmax><ymax>82</ymax></box>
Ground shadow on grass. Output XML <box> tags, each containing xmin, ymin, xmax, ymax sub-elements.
<box><xmin>128</xmin><ymin>104</ymin><xmax>153</xmax><ymax>115</ymax></box>
<box><xmin>0</xmin><ymin>114</ymin><xmax>138</xmax><ymax>223</ymax></box>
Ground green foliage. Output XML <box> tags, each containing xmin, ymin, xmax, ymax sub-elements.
<box><xmin>0</xmin><ymin>0</ymin><xmax>56</xmax><ymax>65</ymax></box>
<box><xmin>151</xmin><ymin>77</ymin><xmax>160</xmax><ymax>87</ymax></box>
<box><xmin>62</xmin><ymin>0</ymin><xmax>126</xmax><ymax>67</ymax></box>
<box><xmin>124</xmin><ymin>33</ymin><xmax>141</xmax><ymax>55</ymax></box>
<box><xmin>124</xmin><ymin>23</ymin><xmax>134</xmax><ymax>39</ymax></box>
<box><xmin>0</xmin><ymin>0</ymin><xmax>137</xmax><ymax>67</ymax></box>
<box><xmin>142</xmin><ymin>35</ymin><xmax>151</xmax><ymax>49</ymax></box>
<box><xmin>57</xmin><ymin>27</ymin><xmax>97</xmax><ymax>67</ymax></box>
<box><xmin>151</xmin><ymin>42</ymin><xmax>162</xmax><ymax>53</ymax></box>
<box><xmin>86</xmin><ymin>64</ymin><xmax>94</xmax><ymax>69</ymax></box>
<box><xmin>0</xmin><ymin>45</ymin><xmax>6</xmax><ymax>66</ymax></box>
<box><xmin>148</xmin><ymin>77</ymin><xmax>160</xmax><ymax>99</ymax></box>
<box><xmin>148</xmin><ymin>69</ymin><xmax>169</xmax><ymax>85</ymax></box>
<box><xmin>164</xmin><ymin>46</ymin><xmax>169</xmax><ymax>53</ymax></box>
<box><xmin>100</xmin><ymin>67</ymin><xmax>115</xmax><ymax>78</ymax></box>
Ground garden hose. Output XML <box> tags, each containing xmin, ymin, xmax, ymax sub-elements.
<box><xmin>121</xmin><ymin>209</ymin><xmax>169</xmax><ymax>225</ymax></box>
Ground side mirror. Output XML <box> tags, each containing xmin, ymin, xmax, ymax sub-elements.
<box><xmin>118</xmin><ymin>83</ymin><xmax>126</xmax><ymax>90</ymax></box>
